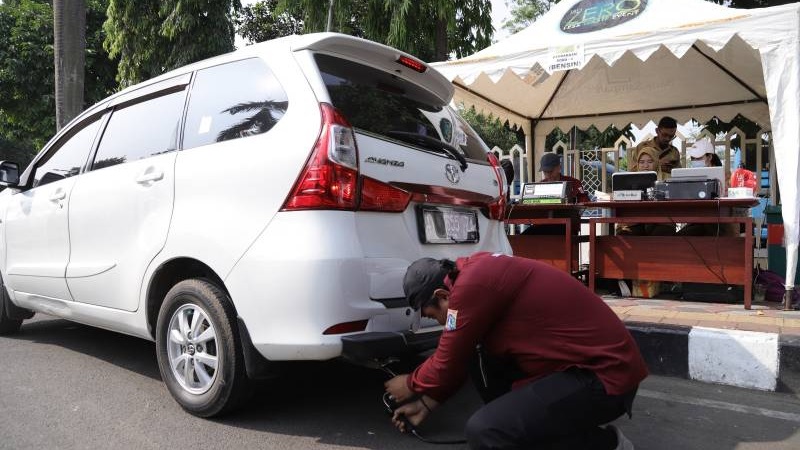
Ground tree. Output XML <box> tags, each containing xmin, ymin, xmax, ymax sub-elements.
<box><xmin>276</xmin><ymin>0</ymin><xmax>493</xmax><ymax>61</ymax></box>
<box><xmin>104</xmin><ymin>0</ymin><xmax>241</xmax><ymax>87</ymax></box>
<box><xmin>0</xmin><ymin>0</ymin><xmax>116</xmax><ymax>166</ymax></box>
<box><xmin>458</xmin><ymin>104</ymin><xmax>523</xmax><ymax>151</ymax></box>
<box><xmin>503</xmin><ymin>0</ymin><xmax>560</xmax><ymax>35</ymax></box>
<box><xmin>235</xmin><ymin>0</ymin><xmax>303</xmax><ymax>44</ymax></box>
<box><xmin>53</xmin><ymin>0</ymin><xmax>86</xmax><ymax>130</ymax></box>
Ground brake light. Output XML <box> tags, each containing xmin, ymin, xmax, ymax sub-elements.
<box><xmin>323</xmin><ymin>320</ymin><xmax>369</xmax><ymax>335</ymax></box>
<box><xmin>396</xmin><ymin>55</ymin><xmax>427</xmax><ymax>73</ymax></box>
<box><xmin>283</xmin><ymin>103</ymin><xmax>359</xmax><ymax>210</ymax></box>
<box><xmin>360</xmin><ymin>177</ymin><xmax>412</xmax><ymax>212</ymax></box>
<box><xmin>486</xmin><ymin>152</ymin><xmax>507</xmax><ymax>221</ymax></box>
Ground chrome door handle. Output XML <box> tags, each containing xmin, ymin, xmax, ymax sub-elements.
<box><xmin>49</xmin><ymin>190</ymin><xmax>66</xmax><ymax>201</ymax></box>
<box><xmin>135</xmin><ymin>170</ymin><xmax>164</xmax><ymax>184</ymax></box>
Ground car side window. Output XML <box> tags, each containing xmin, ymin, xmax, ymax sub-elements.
<box><xmin>183</xmin><ymin>58</ymin><xmax>288</xmax><ymax>150</ymax></box>
<box><xmin>32</xmin><ymin>118</ymin><xmax>103</xmax><ymax>188</ymax></box>
<box><xmin>92</xmin><ymin>89</ymin><xmax>187</xmax><ymax>170</ymax></box>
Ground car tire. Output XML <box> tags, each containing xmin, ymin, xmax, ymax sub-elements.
<box><xmin>155</xmin><ymin>279</ymin><xmax>250</xmax><ymax>417</ymax></box>
<box><xmin>0</xmin><ymin>277</ymin><xmax>23</xmax><ymax>335</ymax></box>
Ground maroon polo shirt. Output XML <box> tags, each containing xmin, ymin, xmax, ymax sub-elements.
<box><xmin>408</xmin><ymin>252</ymin><xmax>648</xmax><ymax>401</ymax></box>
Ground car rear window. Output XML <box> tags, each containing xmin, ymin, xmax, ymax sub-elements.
<box><xmin>314</xmin><ymin>54</ymin><xmax>488</xmax><ymax>161</ymax></box>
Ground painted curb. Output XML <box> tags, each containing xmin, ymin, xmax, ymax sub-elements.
<box><xmin>627</xmin><ymin>322</ymin><xmax>689</xmax><ymax>379</ymax></box>
<box><xmin>688</xmin><ymin>327</ymin><xmax>778</xmax><ymax>391</ymax></box>
<box><xmin>625</xmin><ymin>321</ymin><xmax>798</xmax><ymax>393</ymax></box>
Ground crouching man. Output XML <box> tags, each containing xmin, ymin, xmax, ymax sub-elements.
<box><xmin>385</xmin><ymin>252</ymin><xmax>648</xmax><ymax>449</ymax></box>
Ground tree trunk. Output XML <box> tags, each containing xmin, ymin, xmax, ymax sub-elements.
<box><xmin>433</xmin><ymin>17</ymin><xmax>448</xmax><ymax>62</ymax></box>
<box><xmin>54</xmin><ymin>0</ymin><xmax>86</xmax><ymax>131</ymax></box>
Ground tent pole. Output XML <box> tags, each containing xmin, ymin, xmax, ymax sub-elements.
<box><xmin>527</xmin><ymin>119</ymin><xmax>536</xmax><ymax>183</ymax></box>
<box><xmin>537</xmin><ymin>71</ymin><xmax>571</xmax><ymax>121</ymax></box>
<box><xmin>692</xmin><ymin>44</ymin><xmax>767</xmax><ymax>104</ymax></box>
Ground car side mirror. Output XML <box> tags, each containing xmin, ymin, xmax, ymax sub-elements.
<box><xmin>0</xmin><ymin>161</ymin><xmax>20</xmax><ymax>187</ymax></box>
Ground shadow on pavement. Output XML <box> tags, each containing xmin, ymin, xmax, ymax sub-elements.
<box><xmin>7</xmin><ymin>316</ymin><xmax>800</xmax><ymax>449</ymax></box>
<box><xmin>9</xmin><ymin>316</ymin><xmax>161</xmax><ymax>381</ymax></box>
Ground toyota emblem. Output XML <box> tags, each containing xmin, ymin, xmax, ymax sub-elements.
<box><xmin>445</xmin><ymin>164</ymin><xmax>460</xmax><ymax>184</ymax></box>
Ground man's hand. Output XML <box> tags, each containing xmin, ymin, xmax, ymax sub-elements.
<box><xmin>392</xmin><ymin>400</ymin><xmax>429</xmax><ymax>433</ymax></box>
<box><xmin>384</xmin><ymin>374</ymin><xmax>413</xmax><ymax>403</ymax></box>
<box><xmin>659</xmin><ymin>157</ymin><xmax>675</xmax><ymax>172</ymax></box>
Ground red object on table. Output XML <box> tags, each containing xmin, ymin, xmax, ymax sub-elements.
<box><xmin>730</xmin><ymin>168</ymin><xmax>758</xmax><ymax>190</ymax></box>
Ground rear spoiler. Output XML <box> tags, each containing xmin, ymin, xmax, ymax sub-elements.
<box><xmin>291</xmin><ymin>33</ymin><xmax>454</xmax><ymax>106</ymax></box>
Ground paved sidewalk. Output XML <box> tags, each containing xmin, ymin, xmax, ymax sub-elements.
<box><xmin>603</xmin><ymin>297</ymin><xmax>800</xmax><ymax>335</ymax></box>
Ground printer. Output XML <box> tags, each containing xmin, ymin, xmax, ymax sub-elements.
<box><xmin>655</xmin><ymin>166</ymin><xmax>724</xmax><ymax>200</ymax></box>
<box><xmin>655</xmin><ymin>177</ymin><xmax>720</xmax><ymax>200</ymax></box>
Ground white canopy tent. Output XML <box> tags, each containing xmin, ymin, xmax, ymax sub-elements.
<box><xmin>433</xmin><ymin>0</ymin><xmax>800</xmax><ymax>293</ymax></box>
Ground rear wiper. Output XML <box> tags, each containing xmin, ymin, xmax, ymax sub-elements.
<box><xmin>386</xmin><ymin>131</ymin><xmax>468</xmax><ymax>171</ymax></box>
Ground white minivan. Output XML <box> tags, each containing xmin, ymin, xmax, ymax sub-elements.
<box><xmin>0</xmin><ymin>33</ymin><xmax>511</xmax><ymax>416</ymax></box>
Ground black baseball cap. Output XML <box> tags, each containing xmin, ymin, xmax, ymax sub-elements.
<box><xmin>403</xmin><ymin>258</ymin><xmax>453</xmax><ymax>310</ymax></box>
<box><xmin>540</xmin><ymin>153</ymin><xmax>561</xmax><ymax>171</ymax></box>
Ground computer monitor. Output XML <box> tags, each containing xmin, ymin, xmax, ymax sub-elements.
<box><xmin>611</xmin><ymin>171</ymin><xmax>658</xmax><ymax>192</ymax></box>
<box><xmin>670</xmin><ymin>166</ymin><xmax>725</xmax><ymax>189</ymax></box>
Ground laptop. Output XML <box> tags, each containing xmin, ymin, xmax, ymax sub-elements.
<box><xmin>612</xmin><ymin>171</ymin><xmax>657</xmax><ymax>195</ymax></box>
<box><xmin>520</xmin><ymin>182</ymin><xmax>568</xmax><ymax>204</ymax></box>
<box><xmin>670</xmin><ymin>166</ymin><xmax>725</xmax><ymax>189</ymax></box>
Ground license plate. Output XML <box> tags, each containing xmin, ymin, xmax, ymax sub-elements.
<box><xmin>416</xmin><ymin>206</ymin><xmax>479</xmax><ymax>244</ymax></box>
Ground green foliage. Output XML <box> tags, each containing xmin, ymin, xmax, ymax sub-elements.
<box><xmin>545</xmin><ymin>125</ymin><xmax>634</xmax><ymax>152</ymax></box>
<box><xmin>458</xmin><ymin>104</ymin><xmax>523</xmax><ymax>151</ymax></box>
<box><xmin>276</xmin><ymin>0</ymin><xmax>493</xmax><ymax>62</ymax></box>
<box><xmin>104</xmin><ymin>0</ymin><xmax>241</xmax><ymax>87</ymax></box>
<box><xmin>0</xmin><ymin>0</ymin><xmax>56</xmax><ymax>157</ymax></box>
<box><xmin>503</xmin><ymin>0</ymin><xmax>560</xmax><ymax>34</ymax></box>
<box><xmin>0</xmin><ymin>0</ymin><xmax>115</xmax><ymax>163</ymax></box>
<box><xmin>235</xmin><ymin>0</ymin><xmax>303</xmax><ymax>44</ymax></box>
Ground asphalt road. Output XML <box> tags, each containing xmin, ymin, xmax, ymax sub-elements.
<box><xmin>1</xmin><ymin>315</ymin><xmax>799</xmax><ymax>449</ymax></box>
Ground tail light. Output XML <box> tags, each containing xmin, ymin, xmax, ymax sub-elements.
<box><xmin>486</xmin><ymin>152</ymin><xmax>507</xmax><ymax>221</ymax></box>
<box><xmin>283</xmin><ymin>103</ymin><xmax>411</xmax><ymax>213</ymax></box>
<box><xmin>283</xmin><ymin>103</ymin><xmax>359</xmax><ymax>210</ymax></box>
<box><xmin>360</xmin><ymin>176</ymin><xmax>412</xmax><ymax>212</ymax></box>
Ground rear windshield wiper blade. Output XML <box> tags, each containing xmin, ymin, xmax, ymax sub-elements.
<box><xmin>386</xmin><ymin>131</ymin><xmax>468</xmax><ymax>171</ymax></box>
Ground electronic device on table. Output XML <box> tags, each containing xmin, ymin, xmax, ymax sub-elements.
<box><xmin>654</xmin><ymin>166</ymin><xmax>724</xmax><ymax>200</ymax></box>
<box><xmin>611</xmin><ymin>171</ymin><xmax>657</xmax><ymax>201</ymax></box>
<box><xmin>520</xmin><ymin>182</ymin><xmax>568</xmax><ymax>204</ymax></box>
<box><xmin>671</xmin><ymin>166</ymin><xmax>725</xmax><ymax>189</ymax></box>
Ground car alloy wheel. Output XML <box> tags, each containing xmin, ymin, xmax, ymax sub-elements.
<box><xmin>166</xmin><ymin>303</ymin><xmax>219</xmax><ymax>395</ymax></box>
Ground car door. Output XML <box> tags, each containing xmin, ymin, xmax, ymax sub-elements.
<box><xmin>65</xmin><ymin>78</ymin><xmax>188</xmax><ymax>312</ymax></box>
<box><xmin>3</xmin><ymin>116</ymin><xmax>104</xmax><ymax>300</ymax></box>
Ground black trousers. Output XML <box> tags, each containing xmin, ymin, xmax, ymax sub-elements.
<box><xmin>465</xmin><ymin>367</ymin><xmax>635</xmax><ymax>450</ymax></box>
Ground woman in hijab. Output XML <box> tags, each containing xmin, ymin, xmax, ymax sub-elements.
<box><xmin>633</xmin><ymin>146</ymin><xmax>668</xmax><ymax>179</ymax></box>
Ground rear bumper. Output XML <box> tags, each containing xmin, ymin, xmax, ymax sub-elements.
<box><xmin>340</xmin><ymin>329</ymin><xmax>441</xmax><ymax>364</ymax></box>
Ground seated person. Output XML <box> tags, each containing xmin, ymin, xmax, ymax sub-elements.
<box><xmin>678</xmin><ymin>139</ymin><xmax>738</xmax><ymax>237</ymax></box>
<box><xmin>617</xmin><ymin>147</ymin><xmax>675</xmax><ymax>237</ymax></box>
<box><xmin>521</xmin><ymin>153</ymin><xmax>587</xmax><ymax>236</ymax></box>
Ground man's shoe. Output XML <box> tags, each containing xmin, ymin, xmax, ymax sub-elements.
<box><xmin>607</xmin><ymin>425</ymin><xmax>634</xmax><ymax>450</ymax></box>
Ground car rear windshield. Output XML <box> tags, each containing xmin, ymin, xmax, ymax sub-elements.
<box><xmin>314</xmin><ymin>54</ymin><xmax>488</xmax><ymax>162</ymax></box>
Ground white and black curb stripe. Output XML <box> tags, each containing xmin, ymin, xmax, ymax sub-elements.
<box><xmin>627</xmin><ymin>322</ymin><xmax>800</xmax><ymax>392</ymax></box>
